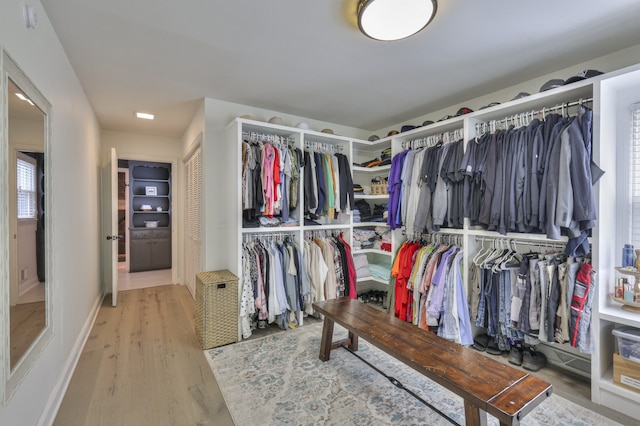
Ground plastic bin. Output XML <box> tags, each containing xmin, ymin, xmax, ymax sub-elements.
<box><xmin>612</xmin><ymin>326</ymin><xmax>640</xmax><ymax>363</ymax></box>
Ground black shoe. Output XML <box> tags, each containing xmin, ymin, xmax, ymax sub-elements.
<box><xmin>508</xmin><ymin>346</ymin><xmax>523</xmax><ymax>366</ymax></box>
<box><xmin>522</xmin><ymin>350</ymin><xmax>547</xmax><ymax>371</ymax></box>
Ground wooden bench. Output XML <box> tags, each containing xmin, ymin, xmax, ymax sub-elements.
<box><xmin>312</xmin><ymin>297</ymin><xmax>552</xmax><ymax>426</ymax></box>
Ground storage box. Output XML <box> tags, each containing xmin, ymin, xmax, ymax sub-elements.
<box><xmin>195</xmin><ymin>270</ymin><xmax>239</xmax><ymax>350</ymax></box>
<box><xmin>612</xmin><ymin>326</ymin><xmax>640</xmax><ymax>363</ymax></box>
<box><xmin>613</xmin><ymin>353</ymin><xmax>640</xmax><ymax>393</ymax></box>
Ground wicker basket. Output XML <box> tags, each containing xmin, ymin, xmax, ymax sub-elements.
<box><xmin>195</xmin><ymin>270</ymin><xmax>239</xmax><ymax>349</ymax></box>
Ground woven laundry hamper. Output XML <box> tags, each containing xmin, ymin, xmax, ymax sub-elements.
<box><xmin>195</xmin><ymin>270</ymin><xmax>239</xmax><ymax>349</ymax></box>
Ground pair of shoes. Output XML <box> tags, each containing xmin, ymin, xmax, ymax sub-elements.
<box><xmin>522</xmin><ymin>350</ymin><xmax>547</xmax><ymax>371</ymax></box>
<box><xmin>508</xmin><ymin>346</ymin><xmax>523</xmax><ymax>366</ymax></box>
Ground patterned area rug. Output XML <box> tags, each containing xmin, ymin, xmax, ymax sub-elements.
<box><xmin>206</xmin><ymin>322</ymin><xmax>620</xmax><ymax>426</ymax></box>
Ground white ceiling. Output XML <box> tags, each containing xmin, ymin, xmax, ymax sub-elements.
<box><xmin>41</xmin><ymin>0</ymin><xmax>640</xmax><ymax>138</ymax></box>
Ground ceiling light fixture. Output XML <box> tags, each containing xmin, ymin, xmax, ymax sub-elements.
<box><xmin>136</xmin><ymin>112</ymin><xmax>154</xmax><ymax>120</ymax></box>
<box><xmin>357</xmin><ymin>0</ymin><xmax>437</xmax><ymax>41</ymax></box>
<box><xmin>15</xmin><ymin>92</ymin><xmax>34</xmax><ymax>106</ymax></box>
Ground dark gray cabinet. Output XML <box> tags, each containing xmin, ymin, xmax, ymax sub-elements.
<box><xmin>130</xmin><ymin>229</ymin><xmax>171</xmax><ymax>272</ymax></box>
<box><xmin>129</xmin><ymin>161</ymin><xmax>171</xmax><ymax>272</ymax></box>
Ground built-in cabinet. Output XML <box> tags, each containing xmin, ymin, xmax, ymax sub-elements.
<box><xmin>226</xmin><ymin>63</ymin><xmax>640</xmax><ymax>421</ymax></box>
<box><xmin>129</xmin><ymin>161</ymin><xmax>172</xmax><ymax>272</ymax></box>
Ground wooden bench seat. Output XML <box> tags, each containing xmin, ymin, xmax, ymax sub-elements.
<box><xmin>312</xmin><ymin>297</ymin><xmax>552</xmax><ymax>426</ymax></box>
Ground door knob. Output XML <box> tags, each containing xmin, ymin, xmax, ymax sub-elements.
<box><xmin>106</xmin><ymin>235</ymin><xmax>119</xmax><ymax>240</ymax></box>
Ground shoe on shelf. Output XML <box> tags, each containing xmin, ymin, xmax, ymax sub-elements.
<box><xmin>508</xmin><ymin>346</ymin><xmax>523</xmax><ymax>366</ymax></box>
<box><xmin>522</xmin><ymin>350</ymin><xmax>547</xmax><ymax>371</ymax></box>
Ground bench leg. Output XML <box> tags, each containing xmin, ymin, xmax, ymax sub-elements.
<box><xmin>348</xmin><ymin>331</ymin><xmax>359</xmax><ymax>352</ymax></box>
<box><xmin>319</xmin><ymin>317</ymin><xmax>335</xmax><ymax>362</ymax></box>
<box><xmin>464</xmin><ymin>401</ymin><xmax>487</xmax><ymax>426</ymax></box>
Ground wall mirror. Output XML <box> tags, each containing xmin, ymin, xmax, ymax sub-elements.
<box><xmin>1</xmin><ymin>49</ymin><xmax>53</xmax><ymax>404</ymax></box>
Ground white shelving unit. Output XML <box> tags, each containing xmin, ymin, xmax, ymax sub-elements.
<box><xmin>223</xmin><ymin>63</ymin><xmax>640</xmax><ymax>421</ymax></box>
<box><xmin>351</xmin><ymin>138</ymin><xmax>394</xmax><ymax>302</ymax></box>
<box><xmin>590</xmin><ymin>64</ymin><xmax>640</xmax><ymax>419</ymax></box>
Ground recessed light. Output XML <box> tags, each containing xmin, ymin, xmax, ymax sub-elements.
<box><xmin>136</xmin><ymin>112</ymin><xmax>154</xmax><ymax>120</ymax></box>
<box><xmin>15</xmin><ymin>93</ymin><xmax>35</xmax><ymax>106</ymax></box>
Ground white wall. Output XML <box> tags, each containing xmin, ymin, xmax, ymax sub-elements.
<box><xmin>376</xmin><ymin>43</ymin><xmax>640</xmax><ymax>136</ymax></box>
<box><xmin>0</xmin><ymin>1</ymin><xmax>102</xmax><ymax>424</ymax></box>
<box><xmin>100</xmin><ymin>130</ymin><xmax>183</xmax><ymax>285</ymax></box>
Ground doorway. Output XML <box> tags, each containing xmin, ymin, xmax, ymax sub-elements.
<box><xmin>116</xmin><ymin>158</ymin><xmax>173</xmax><ymax>291</ymax></box>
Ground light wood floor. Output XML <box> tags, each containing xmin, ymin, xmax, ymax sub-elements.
<box><xmin>54</xmin><ymin>285</ymin><xmax>234</xmax><ymax>426</ymax></box>
<box><xmin>10</xmin><ymin>301</ymin><xmax>45</xmax><ymax>369</ymax></box>
<box><xmin>54</xmin><ymin>284</ymin><xmax>637</xmax><ymax>426</ymax></box>
<box><xmin>117</xmin><ymin>263</ymin><xmax>173</xmax><ymax>291</ymax></box>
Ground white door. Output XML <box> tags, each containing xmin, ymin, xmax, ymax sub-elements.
<box><xmin>103</xmin><ymin>148</ymin><xmax>119</xmax><ymax>306</ymax></box>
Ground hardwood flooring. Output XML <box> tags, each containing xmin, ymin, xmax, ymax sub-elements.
<box><xmin>54</xmin><ymin>285</ymin><xmax>233</xmax><ymax>426</ymax></box>
<box><xmin>10</xmin><ymin>301</ymin><xmax>45</xmax><ymax>369</ymax></box>
<box><xmin>55</xmin><ymin>284</ymin><xmax>636</xmax><ymax>426</ymax></box>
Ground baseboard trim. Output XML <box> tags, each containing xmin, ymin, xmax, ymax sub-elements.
<box><xmin>37</xmin><ymin>291</ymin><xmax>105</xmax><ymax>426</ymax></box>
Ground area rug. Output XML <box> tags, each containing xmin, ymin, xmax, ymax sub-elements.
<box><xmin>206</xmin><ymin>322</ymin><xmax>620</xmax><ymax>426</ymax></box>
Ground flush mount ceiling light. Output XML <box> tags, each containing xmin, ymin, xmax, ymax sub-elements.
<box><xmin>357</xmin><ymin>0</ymin><xmax>437</xmax><ymax>41</ymax></box>
<box><xmin>136</xmin><ymin>112</ymin><xmax>154</xmax><ymax>120</ymax></box>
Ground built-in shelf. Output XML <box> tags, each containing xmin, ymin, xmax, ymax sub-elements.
<box><xmin>352</xmin><ymin>164</ymin><xmax>391</xmax><ymax>173</ymax></box>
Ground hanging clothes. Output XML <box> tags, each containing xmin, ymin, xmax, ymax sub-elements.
<box><xmin>390</xmin><ymin>237</ymin><xmax>473</xmax><ymax>346</ymax></box>
<box><xmin>303</xmin><ymin>147</ymin><xmax>354</xmax><ymax>221</ymax></box>
<box><xmin>470</xmin><ymin>240</ymin><xmax>596</xmax><ymax>354</ymax></box>
<box><xmin>240</xmin><ymin>235</ymin><xmax>311</xmax><ymax>338</ymax></box>
<box><xmin>241</xmin><ymin>133</ymin><xmax>302</xmax><ymax>227</ymax></box>
<box><xmin>463</xmin><ymin>106</ymin><xmax>604</xmax><ymax>255</ymax></box>
<box><xmin>386</xmin><ymin>137</ymin><xmax>465</xmax><ymax>237</ymax></box>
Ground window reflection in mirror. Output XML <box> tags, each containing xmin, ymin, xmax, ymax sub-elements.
<box><xmin>7</xmin><ymin>78</ymin><xmax>46</xmax><ymax>371</ymax></box>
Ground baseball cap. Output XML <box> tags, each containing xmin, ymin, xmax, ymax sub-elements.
<box><xmin>401</xmin><ymin>125</ymin><xmax>417</xmax><ymax>132</ymax></box>
<box><xmin>321</xmin><ymin>128</ymin><xmax>334</xmax><ymax>134</ymax></box>
<box><xmin>368</xmin><ymin>135</ymin><xmax>380</xmax><ymax>141</ymax></box>
<box><xmin>564</xmin><ymin>69</ymin><xmax>604</xmax><ymax>85</ymax></box>
<box><xmin>268</xmin><ymin>116</ymin><xmax>284</xmax><ymax>125</ymax></box>
<box><xmin>539</xmin><ymin>79</ymin><xmax>565</xmax><ymax>92</ymax></box>
<box><xmin>480</xmin><ymin>102</ymin><xmax>501</xmax><ymax>110</ymax></box>
<box><xmin>510</xmin><ymin>92</ymin><xmax>530</xmax><ymax>101</ymax></box>
<box><xmin>455</xmin><ymin>107</ymin><xmax>473</xmax><ymax>116</ymax></box>
<box><xmin>422</xmin><ymin>120</ymin><xmax>434</xmax><ymax>126</ymax></box>
<box><xmin>387</xmin><ymin>130</ymin><xmax>399</xmax><ymax>136</ymax></box>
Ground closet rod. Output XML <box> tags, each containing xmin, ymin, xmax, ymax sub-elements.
<box><xmin>473</xmin><ymin>236</ymin><xmax>568</xmax><ymax>249</ymax></box>
<box><xmin>402</xmin><ymin>128</ymin><xmax>463</xmax><ymax>150</ymax></box>
<box><xmin>304</xmin><ymin>140</ymin><xmax>344</xmax><ymax>153</ymax></box>
<box><xmin>242</xmin><ymin>131</ymin><xmax>297</xmax><ymax>145</ymax></box>
<box><xmin>475</xmin><ymin>97</ymin><xmax>594</xmax><ymax>133</ymax></box>
<box><xmin>243</xmin><ymin>231</ymin><xmax>296</xmax><ymax>238</ymax></box>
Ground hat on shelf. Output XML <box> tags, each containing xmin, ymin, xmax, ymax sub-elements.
<box><xmin>268</xmin><ymin>116</ymin><xmax>284</xmax><ymax>125</ymax></box>
<box><xmin>321</xmin><ymin>128</ymin><xmax>335</xmax><ymax>134</ymax></box>
<box><xmin>387</xmin><ymin>129</ymin><xmax>399</xmax><ymax>136</ymax></box>
<box><xmin>368</xmin><ymin>134</ymin><xmax>380</xmax><ymax>141</ymax></box>
<box><xmin>479</xmin><ymin>102</ymin><xmax>501</xmax><ymax>110</ymax></box>
<box><xmin>539</xmin><ymin>79</ymin><xmax>565</xmax><ymax>92</ymax></box>
<box><xmin>564</xmin><ymin>69</ymin><xmax>604</xmax><ymax>85</ymax></box>
<box><xmin>510</xmin><ymin>92</ymin><xmax>530</xmax><ymax>101</ymax></box>
<box><xmin>437</xmin><ymin>115</ymin><xmax>454</xmax><ymax>122</ymax></box>
<box><xmin>455</xmin><ymin>107</ymin><xmax>473</xmax><ymax>116</ymax></box>
<box><xmin>422</xmin><ymin>120</ymin><xmax>435</xmax><ymax>126</ymax></box>
<box><xmin>295</xmin><ymin>122</ymin><xmax>310</xmax><ymax>129</ymax></box>
<box><xmin>400</xmin><ymin>125</ymin><xmax>417</xmax><ymax>132</ymax></box>
<box><xmin>240</xmin><ymin>114</ymin><xmax>255</xmax><ymax>120</ymax></box>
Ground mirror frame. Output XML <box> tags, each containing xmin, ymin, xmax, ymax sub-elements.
<box><xmin>0</xmin><ymin>48</ymin><xmax>54</xmax><ymax>404</ymax></box>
